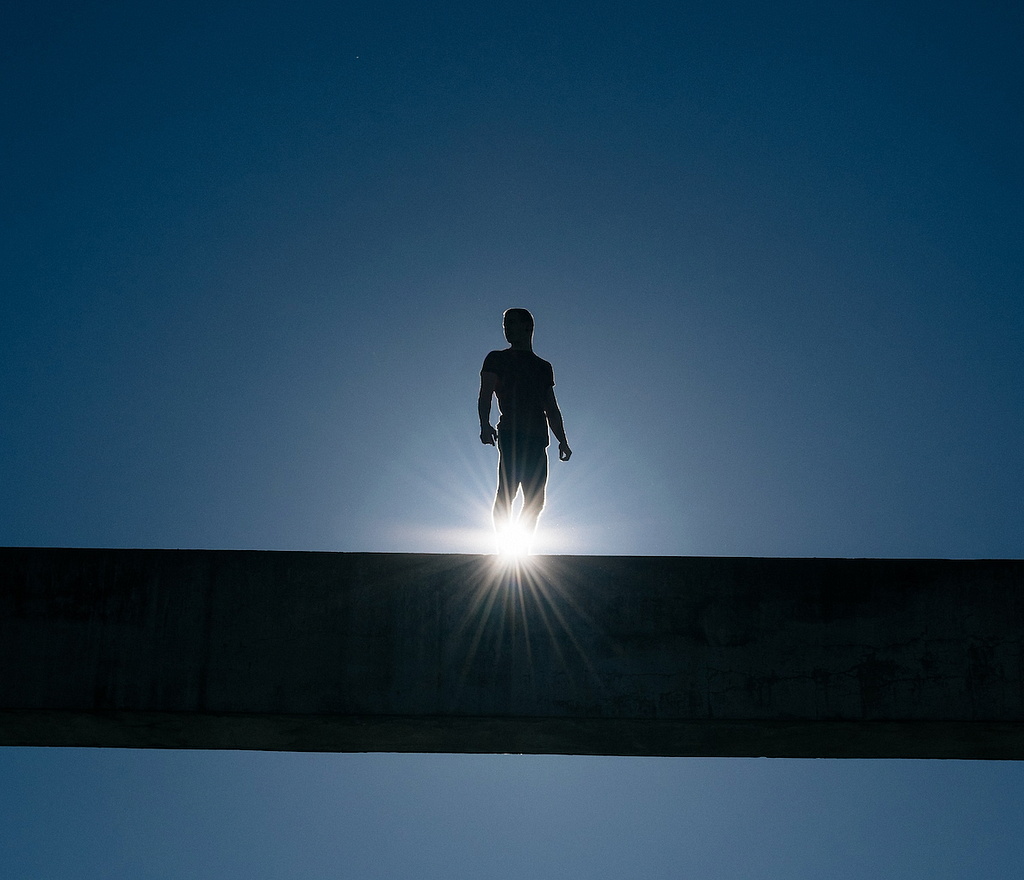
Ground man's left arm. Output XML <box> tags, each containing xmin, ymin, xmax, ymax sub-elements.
<box><xmin>543</xmin><ymin>387</ymin><xmax>572</xmax><ymax>461</ymax></box>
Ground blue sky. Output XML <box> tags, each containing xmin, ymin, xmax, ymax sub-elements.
<box><xmin>2</xmin><ymin>1</ymin><xmax>1023</xmax><ymax>877</ymax></box>
<box><xmin>4</xmin><ymin>750</ymin><xmax>1023</xmax><ymax>879</ymax></box>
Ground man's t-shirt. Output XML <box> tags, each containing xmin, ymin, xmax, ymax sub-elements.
<box><xmin>481</xmin><ymin>348</ymin><xmax>554</xmax><ymax>444</ymax></box>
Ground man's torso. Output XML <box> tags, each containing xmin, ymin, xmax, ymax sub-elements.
<box><xmin>481</xmin><ymin>348</ymin><xmax>554</xmax><ymax>444</ymax></box>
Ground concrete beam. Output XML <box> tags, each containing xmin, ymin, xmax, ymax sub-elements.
<box><xmin>2</xmin><ymin>548</ymin><xmax>1022</xmax><ymax>758</ymax></box>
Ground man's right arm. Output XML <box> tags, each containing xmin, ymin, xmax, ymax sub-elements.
<box><xmin>478</xmin><ymin>371</ymin><xmax>498</xmax><ymax>445</ymax></box>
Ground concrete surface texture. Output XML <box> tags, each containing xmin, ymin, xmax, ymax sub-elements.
<box><xmin>1</xmin><ymin>548</ymin><xmax>1022</xmax><ymax>757</ymax></box>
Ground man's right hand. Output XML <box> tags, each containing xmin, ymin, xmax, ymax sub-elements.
<box><xmin>480</xmin><ymin>424</ymin><xmax>497</xmax><ymax>445</ymax></box>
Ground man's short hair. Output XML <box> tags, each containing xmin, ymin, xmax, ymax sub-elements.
<box><xmin>503</xmin><ymin>308</ymin><xmax>534</xmax><ymax>332</ymax></box>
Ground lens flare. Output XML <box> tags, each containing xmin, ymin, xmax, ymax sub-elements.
<box><xmin>444</xmin><ymin>554</ymin><xmax>606</xmax><ymax>721</ymax></box>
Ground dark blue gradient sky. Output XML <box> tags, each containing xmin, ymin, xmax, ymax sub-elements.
<box><xmin>3</xmin><ymin>2</ymin><xmax>1023</xmax><ymax>877</ymax></box>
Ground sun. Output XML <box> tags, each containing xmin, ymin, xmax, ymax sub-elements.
<box><xmin>495</xmin><ymin>521</ymin><xmax>534</xmax><ymax>560</ymax></box>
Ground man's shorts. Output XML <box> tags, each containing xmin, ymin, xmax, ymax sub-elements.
<box><xmin>497</xmin><ymin>432</ymin><xmax>549</xmax><ymax>497</ymax></box>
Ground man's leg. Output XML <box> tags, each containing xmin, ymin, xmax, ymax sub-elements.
<box><xmin>492</xmin><ymin>435</ymin><xmax>516</xmax><ymax>532</ymax></box>
<box><xmin>518</xmin><ymin>440</ymin><xmax>548</xmax><ymax>537</ymax></box>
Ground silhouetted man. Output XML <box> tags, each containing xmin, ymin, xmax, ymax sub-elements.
<box><xmin>479</xmin><ymin>308</ymin><xmax>571</xmax><ymax>548</ymax></box>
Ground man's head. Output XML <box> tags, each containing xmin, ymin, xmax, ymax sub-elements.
<box><xmin>503</xmin><ymin>308</ymin><xmax>535</xmax><ymax>346</ymax></box>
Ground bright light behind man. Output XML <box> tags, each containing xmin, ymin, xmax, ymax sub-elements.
<box><xmin>495</xmin><ymin>521</ymin><xmax>534</xmax><ymax>560</ymax></box>
<box><xmin>478</xmin><ymin>308</ymin><xmax>572</xmax><ymax>556</ymax></box>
